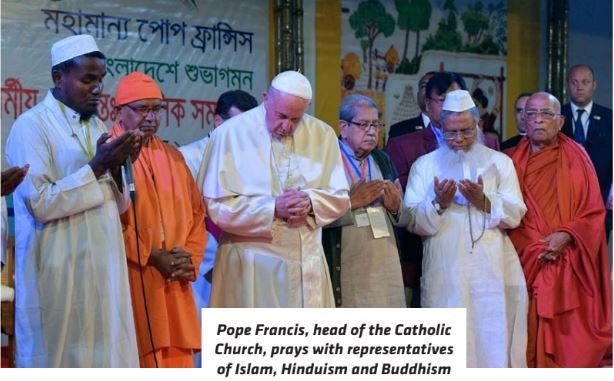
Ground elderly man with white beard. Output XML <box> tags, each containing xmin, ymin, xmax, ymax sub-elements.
<box><xmin>403</xmin><ymin>90</ymin><xmax>529</xmax><ymax>368</ymax></box>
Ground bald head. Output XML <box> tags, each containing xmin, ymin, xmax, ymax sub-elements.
<box><xmin>567</xmin><ymin>64</ymin><xmax>597</xmax><ymax>107</ymax></box>
<box><xmin>527</xmin><ymin>91</ymin><xmax>561</xmax><ymax>112</ymax></box>
<box><xmin>524</xmin><ymin>92</ymin><xmax>565</xmax><ymax>151</ymax></box>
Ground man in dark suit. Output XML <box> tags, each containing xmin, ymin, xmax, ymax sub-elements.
<box><xmin>388</xmin><ymin>72</ymin><xmax>435</xmax><ymax>139</ymax></box>
<box><xmin>501</xmin><ymin>92</ymin><xmax>532</xmax><ymax>150</ymax></box>
<box><xmin>385</xmin><ymin>71</ymin><xmax>466</xmax><ymax>307</ymax></box>
<box><xmin>561</xmin><ymin>64</ymin><xmax>612</xmax><ymax>233</ymax></box>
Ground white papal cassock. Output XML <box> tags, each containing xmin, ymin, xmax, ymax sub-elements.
<box><xmin>199</xmin><ymin>105</ymin><xmax>350</xmax><ymax>308</ymax></box>
<box><xmin>5</xmin><ymin>91</ymin><xmax>139</xmax><ymax>367</ymax></box>
<box><xmin>404</xmin><ymin>143</ymin><xmax>529</xmax><ymax>368</ymax></box>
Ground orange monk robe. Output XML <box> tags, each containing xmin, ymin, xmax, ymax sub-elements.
<box><xmin>111</xmin><ymin>124</ymin><xmax>206</xmax><ymax>367</ymax></box>
<box><xmin>506</xmin><ymin>134</ymin><xmax>612</xmax><ymax>367</ymax></box>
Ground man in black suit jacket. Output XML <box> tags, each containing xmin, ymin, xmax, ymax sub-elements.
<box><xmin>501</xmin><ymin>92</ymin><xmax>532</xmax><ymax>150</ymax></box>
<box><xmin>561</xmin><ymin>64</ymin><xmax>612</xmax><ymax>231</ymax></box>
<box><xmin>388</xmin><ymin>72</ymin><xmax>434</xmax><ymax>139</ymax></box>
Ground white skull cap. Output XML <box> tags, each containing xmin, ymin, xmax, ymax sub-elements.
<box><xmin>51</xmin><ymin>34</ymin><xmax>100</xmax><ymax>66</ymax></box>
<box><xmin>442</xmin><ymin>89</ymin><xmax>476</xmax><ymax>112</ymax></box>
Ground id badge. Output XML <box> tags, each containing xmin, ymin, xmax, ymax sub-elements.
<box><xmin>366</xmin><ymin>206</ymin><xmax>391</xmax><ymax>239</ymax></box>
<box><xmin>354</xmin><ymin>210</ymin><xmax>370</xmax><ymax>227</ymax></box>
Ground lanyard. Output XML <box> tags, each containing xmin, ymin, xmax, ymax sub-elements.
<box><xmin>430</xmin><ymin>123</ymin><xmax>445</xmax><ymax>146</ymax></box>
<box><xmin>339</xmin><ymin>141</ymin><xmax>371</xmax><ymax>184</ymax></box>
<box><xmin>58</xmin><ymin>101</ymin><xmax>95</xmax><ymax>160</ymax></box>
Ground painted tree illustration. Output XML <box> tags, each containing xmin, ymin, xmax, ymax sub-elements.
<box><xmin>349</xmin><ymin>0</ymin><xmax>395</xmax><ymax>89</ymax></box>
<box><xmin>488</xmin><ymin>1</ymin><xmax>507</xmax><ymax>54</ymax></box>
<box><xmin>460</xmin><ymin>0</ymin><xmax>506</xmax><ymax>55</ymax></box>
<box><xmin>422</xmin><ymin>0</ymin><xmax>462</xmax><ymax>52</ymax></box>
<box><xmin>395</xmin><ymin>0</ymin><xmax>432</xmax><ymax>73</ymax></box>
<box><xmin>462</xmin><ymin>2</ymin><xmax>489</xmax><ymax>45</ymax></box>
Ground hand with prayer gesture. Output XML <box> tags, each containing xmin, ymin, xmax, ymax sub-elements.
<box><xmin>458</xmin><ymin>175</ymin><xmax>490</xmax><ymax>213</ymax></box>
<box><xmin>149</xmin><ymin>247</ymin><xmax>195</xmax><ymax>282</ymax></box>
<box><xmin>2</xmin><ymin>165</ymin><xmax>29</xmax><ymax>196</ymax></box>
<box><xmin>350</xmin><ymin>179</ymin><xmax>385</xmax><ymax>210</ymax></box>
<box><xmin>433</xmin><ymin>176</ymin><xmax>456</xmax><ymax>209</ymax></box>
<box><xmin>381</xmin><ymin>179</ymin><xmax>402</xmax><ymax>213</ymax></box>
<box><xmin>275</xmin><ymin>188</ymin><xmax>312</xmax><ymax>227</ymax></box>
<box><xmin>538</xmin><ymin>231</ymin><xmax>572</xmax><ymax>264</ymax></box>
<box><xmin>89</xmin><ymin>130</ymin><xmax>144</xmax><ymax>178</ymax></box>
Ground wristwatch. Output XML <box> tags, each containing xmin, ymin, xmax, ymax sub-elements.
<box><xmin>432</xmin><ymin>200</ymin><xmax>447</xmax><ymax>215</ymax></box>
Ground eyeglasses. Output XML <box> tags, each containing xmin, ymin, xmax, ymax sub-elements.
<box><xmin>125</xmin><ymin>104</ymin><xmax>165</xmax><ymax>117</ymax></box>
<box><xmin>524</xmin><ymin>110</ymin><xmax>560</xmax><ymax>121</ymax></box>
<box><xmin>428</xmin><ymin>96</ymin><xmax>445</xmax><ymax>105</ymax></box>
<box><xmin>442</xmin><ymin>128</ymin><xmax>476</xmax><ymax>140</ymax></box>
<box><xmin>346</xmin><ymin>120</ymin><xmax>382</xmax><ymax>131</ymax></box>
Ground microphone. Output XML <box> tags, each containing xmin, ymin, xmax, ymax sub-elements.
<box><xmin>125</xmin><ymin>155</ymin><xmax>136</xmax><ymax>202</ymax></box>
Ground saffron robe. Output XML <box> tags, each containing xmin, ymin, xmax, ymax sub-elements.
<box><xmin>199</xmin><ymin>105</ymin><xmax>350</xmax><ymax>307</ymax></box>
<box><xmin>506</xmin><ymin>133</ymin><xmax>612</xmax><ymax>367</ymax></box>
<box><xmin>111</xmin><ymin>124</ymin><xmax>206</xmax><ymax>366</ymax></box>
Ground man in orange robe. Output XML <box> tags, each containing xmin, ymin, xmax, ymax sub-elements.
<box><xmin>111</xmin><ymin>71</ymin><xmax>206</xmax><ymax>367</ymax></box>
<box><xmin>506</xmin><ymin>91</ymin><xmax>612</xmax><ymax>367</ymax></box>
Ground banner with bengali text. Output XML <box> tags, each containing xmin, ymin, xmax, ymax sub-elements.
<box><xmin>0</xmin><ymin>0</ymin><xmax>269</xmax><ymax>167</ymax></box>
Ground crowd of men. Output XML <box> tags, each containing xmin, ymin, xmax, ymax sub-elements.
<box><xmin>1</xmin><ymin>34</ymin><xmax>612</xmax><ymax>368</ymax></box>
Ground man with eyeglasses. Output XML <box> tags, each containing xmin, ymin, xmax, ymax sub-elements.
<box><xmin>506</xmin><ymin>91</ymin><xmax>612</xmax><ymax>367</ymax></box>
<box><xmin>322</xmin><ymin>94</ymin><xmax>405</xmax><ymax>308</ymax></box>
<box><xmin>5</xmin><ymin>34</ymin><xmax>141</xmax><ymax>367</ymax></box>
<box><xmin>404</xmin><ymin>90</ymin><xmax>528</xmax><ymax>367</ymax></box>
<box><xmin>386</xmin><ymin>71</ymin><xmax>466</xmax><ymax>307</ymax></box>
<box><xmin>200</xmin><ymin>71</ymin><xmax>350</xmax><ymax>308</ymax></box>
<box><xmin>110</xmin><ymin>71</ymin><xmax>207</xmax><ymax>367</ymax></box>
<box><xmin>501</xmin><ymin>92</ymin><xmax>532</xmax><ymax>150</ymax></box>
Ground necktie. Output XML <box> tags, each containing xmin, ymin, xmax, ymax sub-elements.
<box><xmin>574</xmin><ymin>109</ymin><xmax>585</xmax><ymax>144</ymax></box>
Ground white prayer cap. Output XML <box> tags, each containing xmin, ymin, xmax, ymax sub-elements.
<box><xmin>271</xmin><ymin>71</ymin><xmax>312</xmax><ymax>100</ymax></box>
<box><xmin>442</xmin><ymin>89</ymin><xmax>476</xmax><ymax>112</ymax></box>
<box><xmin>51</xmin><ymin>34</ymin><xmax>100</xmax><ymax>66</ymax></box>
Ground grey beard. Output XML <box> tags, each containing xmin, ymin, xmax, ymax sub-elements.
<box><xmin>437</xmin><ymin>139</ymin><xmax>485</xmax><ymax>183</ymax></box>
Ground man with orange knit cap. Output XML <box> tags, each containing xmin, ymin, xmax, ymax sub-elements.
<box><xmin>111</xmin><ymin>71</ymin><xmax>206</xmax><ymax>367</ymax></box>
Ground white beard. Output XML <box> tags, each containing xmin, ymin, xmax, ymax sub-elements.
<box><xmin>436</xmin><ymin>141</ymin><xmax>487</xmax><ymax>206</ymax></box>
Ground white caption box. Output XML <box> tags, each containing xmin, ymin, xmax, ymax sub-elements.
<box><xmin>201</xmin><ymin>308</ymin><xmax>466</xmax><ymax>380</ymax></box>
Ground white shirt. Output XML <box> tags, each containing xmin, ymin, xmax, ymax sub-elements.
<box><xmin>179</xmin><ymin>133</ymin><xmax>210</xmax><ymax>180</ymax></box>
<box><xmin>421</xmin><ymin>112</ymin><xmax>431</xmax><ymax>129</ymax></box>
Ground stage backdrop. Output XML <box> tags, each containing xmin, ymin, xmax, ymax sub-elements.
<box><xmin>1</xmin><ymin>0</ymin><xmax>269</xmax><ymax>168</ymax></box>
<box><xmin>339</xmin><ymin>0</ymin><xmax>508</xmax><ymax>143</ymax></box>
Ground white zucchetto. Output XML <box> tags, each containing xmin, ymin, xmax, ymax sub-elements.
<box><xmin>271</xmin><ymin>71</ymin><xmax>313</xmax><ymax>100</ymax></box>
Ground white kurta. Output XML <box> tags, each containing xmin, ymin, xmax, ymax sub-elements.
<box><xmin>179</xmin><ymin>134</ymin><xmax>210</xmax><ymax>180</ymax></box>
<box><xmin>404</xmin><ymin>144</ymin><xmax>528</xmax><ymax>368</ymax></box>
<box><xmin>5</xmin><ymin>91</ymin><xmax>139</xmax><ymax>367</ymax></box>
<box><xmin>200</xmin><ymin>104</ymin><xmax>350</xmax><ymax>308</ymax></box>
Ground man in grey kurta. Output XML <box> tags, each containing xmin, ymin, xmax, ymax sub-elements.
<box><xmin>323</xmin><ymin>94</ymin><xmax>406</xmax><ymax>308</ymax></box>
